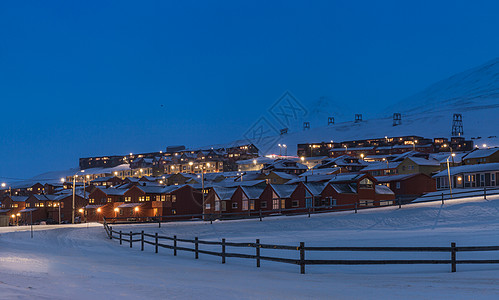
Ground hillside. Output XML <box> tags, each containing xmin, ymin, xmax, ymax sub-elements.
<box><xmin>217</xmin><ymin>57</ymin><xmax>499</xmax><ymax>156</ymax></box>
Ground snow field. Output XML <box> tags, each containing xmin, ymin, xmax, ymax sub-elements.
<box><xmin>2</xmin><ymin>195</ymin><xmax>499</xmax><ymax>299</ymax></box>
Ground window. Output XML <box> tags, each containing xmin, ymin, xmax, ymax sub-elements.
<box><xmin>305</xmin><ymin>198</ymin><xmax>313</xmax><ymax>208</ymax></box>
<box><xmin>272</xmin><ymin>199</ymin><xmax>280</xmax><ymax>210</ymax></box>
<box><xmin>107</xmin><ymin>198</ymin><xmax>112</xmax><ymax>203</ymax></box>
<box><xmin>221</xmin><ymin>201</ymin><xmax>227</xmax><ymax>211</ymax></box>
<box><xmin>12</xmin><ymin>203</ymin><xmax>18</xmax><ymax>208</ymax></box>
<box><xmin>215</xmin><ymin>200</ymin><xmax>220</xmax><ymax>211</ymax></box>
<box><xmin>250</xmin><ymin>200</ymin><xmax>255</xmax><ymax>210</ymax></box>
<box><xmin>26</xmin><ymin>203</ymin><xmax>30</xmax><ymax>208</ymax></box>
<box><xmin>359</xmin><ymin>178</ymin><xmax>373</xmax><ymax>189</ymax></box>
<box><xmin>125</xmin><ymin>197</ymin><xmax>131</xmax><ymax>202</ymax></box>
<box><xmin>161</xmin><ymin>195</ymin><xmax>166</xmax><ymax>201</ymax></box>
<box><xmin>242</xmin><ymin>199</ymin><xmax>248</xmax><ymax>211</ymax></box>
<box><xmin>281</xmin><ymin>199</ymin><xmax>286</xmax><ymax>209</ymax></box>
<box><xmin>145</xmin><ymin>196</ymin><xmax>150</xmax><ymax>201</ymax></box>
<box><xmin>205</xmin><ymin>204</ymin><xmax>211</xmax><ymax>210</ymax></box>
<box><xmin>172</xmin><ymin>195</ymin><xmax>176</xmax><ymax>202</ymax></box>
<box><xmin>232</xmin><ymin>202</ymin><xmax>238</xmax><ymax>209</ymax></box>
<box><xmin>396</xmin><ymin>182</ymin><xmax>401</xmax><ymax>189</ymax></box>
<box><xmin>292</xmin><ymin>200</ymin><xmax>299</xmax><ymax>207</ymax></box>
<box><xmin>359</xmin><ymin>200</ymin><xmax>374</xmax><ymax>207</ymax></box>
<box><xmin>89</xmin><ymin>198</ymin><xmax>95</xmax><ymax>204</ymax></box>
<box><xmin>261</xmin><ymin>201</ymin><xmax>267</xmax><ymax>209</ymax></box>
<box><xmin>119</xmin><ymin>209</ymin><xmax>123</xmax><ymax>216</ymax></box>
<box><xmin>139</xmin><ymin>196</ymin><xmax>145</xmax><ymax>202</ymax></box>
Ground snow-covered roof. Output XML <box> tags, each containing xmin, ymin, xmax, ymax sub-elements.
<box><xmin>406</xmin><ymin>157</ymin><xmax>440</xmax><ymax>166</ymax></box>
<box><xmin>270</xmin><ymin>184</ymin><xmax>296</xmax><ymax>198</ymax></box>
<box><xmin>270</xmin><ymin>171</ymin><xmax>298</xmax><ymax>180</ymax></box>
<box><xmin>374</xmin><ymin>174</ymin><xmax>420</xmax><ymax>182</ymax></box>
<box><xmin>11</xmin><ymin>196</ymin><xmax>29</xmax><ymax>202</ymax></box>
<box><xmin>361</xmin><ymin>161</ymin><xmax>400</xmax><ymax>171</ymax></box>
<box><xmin>329</xmin><ymin>173</ymin><xmax>364</xmax><ymax>183</ymax></box>
<box><xmin>433</xmin><ymin>163</ymin><xmax>499</xmax><ymax>177</ymax></box>
<box><xmin>95</xmin><ymin>187</ymin><xmax>128</xmax><ymax>196</ymax></box>
<box><xmin>331</xmin><ymin>183</ymin><xmax>356</xmax><ymax>194</ymax></box>
<box><xmin>463</xmin><ymin>148</ymin><xmax>499</xmax><ymax>160</ymax></box>
<box><xmin>212</xmin><ymin>187</ymin><xmax>237</xmax><ymax>200</ymax></box>
<box><xmin>240</xmin><ymin>186</ymin><xmax>265</xmax><ymax>199</ymax></box>
<box><xmin>304</xmin><ymin>182</ymin><xmax>327</xmax><ymax>197</ymax></box>
<box><xmin>299</xmin><ymin>167</ymin><xmax>339</xmax><ymax>177</ymax></box>
<box><xmin>375</xmin><ymin>185</ymin><xmax>395</xmax><ymax>195</ymax></box>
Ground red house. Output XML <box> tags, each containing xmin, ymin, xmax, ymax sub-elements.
<box><xmin>375</xmin><ymin>173</ymin><xmax>436</xmax><ymax>201</ymax></box>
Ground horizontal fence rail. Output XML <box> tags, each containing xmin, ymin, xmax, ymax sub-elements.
<box><xmin>103</xmin><ymin>222</ymin><xmax>499</xmax><ymax>274</ymax></box>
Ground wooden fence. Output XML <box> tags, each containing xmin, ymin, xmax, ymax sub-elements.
<box><xmin>103</xmin><ymin>221</ymin><xmax>499</xmax><ymax>274</ymax></box>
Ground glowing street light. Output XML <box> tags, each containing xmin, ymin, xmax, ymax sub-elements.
<box><xmin>446</xmin><ymin>153</ymin><xmax>456</xmax><ymax>198</ymax></box>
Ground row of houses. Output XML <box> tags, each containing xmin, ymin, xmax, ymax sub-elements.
<box><xmin>1</xmin><ymin>171</ymin><xmax>403</xmax><ymax>224</ymax></box>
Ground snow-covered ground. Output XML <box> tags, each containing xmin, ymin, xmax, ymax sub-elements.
<box><xmin>2</xmin><ymin>196</ymin><xmax>499</xmax><ymax>299</ymax></box>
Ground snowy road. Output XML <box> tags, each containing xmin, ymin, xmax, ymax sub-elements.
<box><xmin>2</xmin><ymin>197</ymin><xmax>499</xmax><ymax>299</ymax></box>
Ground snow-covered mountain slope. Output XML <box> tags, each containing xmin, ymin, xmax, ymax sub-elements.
<box><xmin>219</xmin><ymin>57</ymin><xmax>499</xmax><ymax>156</ymax></box>
<box><xmin>387</xmin><ymin>57</ymin><xmax>499</xmax><ymax>115</ymax></box>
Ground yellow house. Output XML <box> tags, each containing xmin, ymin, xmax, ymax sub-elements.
<box><xmin>397</xmin><ymin>157</ymin><xmax>440</xmax><ymax>176</ymax></box>
<box><xmin>463</xmin><ymin>148</ymin><xmax>499</xmax><ymax>165</ymax></box>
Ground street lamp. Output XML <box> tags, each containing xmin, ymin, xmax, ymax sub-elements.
<box><xmin>72</xmin><ymin>170</ymin><xmax>85</xmax><ymax>224</ymax></box>
<box><xmin>446</xmin><ymin>153</ymin><xmax>456</xmax><ymax>198</ymax></box>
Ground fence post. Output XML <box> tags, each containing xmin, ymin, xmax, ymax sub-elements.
<box><xmin>308</xmin><ymin>207</ymin><xmax>311</xmax><ymax>218</ymax></box>
<box><xmin>159</xmin><ymin>220</ymin><xmax>161</xmax><ymax>228</ymax></box>
<box><xmin>195</xmin><ymin>237</ymin><xmax>199</xmax><ymax>259</ymax></box>
<box><xmin>109</xmin><ymin>226</ymin><xmax>113</xmax><ymax>239</ymax></box>
<box><xmin>451</xmin><ymin>242</ymin><xmax>456</xmax><ymax>273</ymax></box>
<box><xmin>222</xmin><ymin>238</ymin><xmax>226</xmax><ymax>264</ymax></box>
<box><xmin>398</xmin><ymin>197</ymin><xmax>401</xmax><ymax>209</ymax></box>
<box><xmin>174</xmin><ymin>235</ymin><xmax>177</xmax><ymax>256</ymax></box>
<box><xmin>256</xmin><ymin>239</ymin><xmax>260</xmax><ymax>268</ymax></box>
<box><xmin>155</xmin><ymin>233</ymin><xmax>158</xmax><ymax>254</ymax></box>
<box><xmin>141</xmin><ymin>231</ymin><xmax>144</xmax><ymax>251</ymax></box>
<box><xmin>210</xmin><ymin>214</ymin><xmax>213</xmax><ymax>225</ymax></box>
<box><xmin>441</xmin><ymin>193</ymin><xmax>444</xmax><ymax>205</ymax></box>
<box><xmin>354</xmin><ymin>203</ymin><xmax>357</xmax><ymax>214</ymax></box>
<box><xmin>300</xmin><ymin>242</ymin><xmax>305</xmax><ymax>274</ymax></box>
<box><xmin>119</xmin><ymin>231</ymin><xmax>122</xmax><ymax>245</ymax></box>
<box><xmin>130</xmin><ymin>231</ymin><xmax>133</xmax><ymax>248</ymax></box>
<box><xmin>259</xmin><ymin>209</ymin><xmax>262</xmax><ymax>221</ymax></box>
<box><xmin>484</xmin><ymin>187</ymin><xmax>487</xmax><ymax>200</ymax></box>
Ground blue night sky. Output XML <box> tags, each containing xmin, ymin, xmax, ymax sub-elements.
<box><xmin>1</xmin><ymin>0</ymin><xmax>499</xmax><ymax>179</ymax></box>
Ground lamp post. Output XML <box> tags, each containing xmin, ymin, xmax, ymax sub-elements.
<box><xmin>446</xmin><ymin>153</ymin><xmax>456</xmax><ymax>198</ymax></box>
<box><xmin>72</xmin><ymin>170</ymin><xmax>85</xmax><ymax>224</ymax></box>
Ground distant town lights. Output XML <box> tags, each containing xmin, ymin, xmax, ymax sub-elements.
<box><xmin>60</xmin><ymin>178</ymin><xmax>65</xmax><ymax>183</ymax></box>
<box><xmin>1</xmin><ymin>183</ymin><xmax>6</xmax><ymax>188</ymax></box>
<box><xmin>483</xmin><ymin>144</ymin><xmax>487</xmax><ymax>148</ymax></box>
